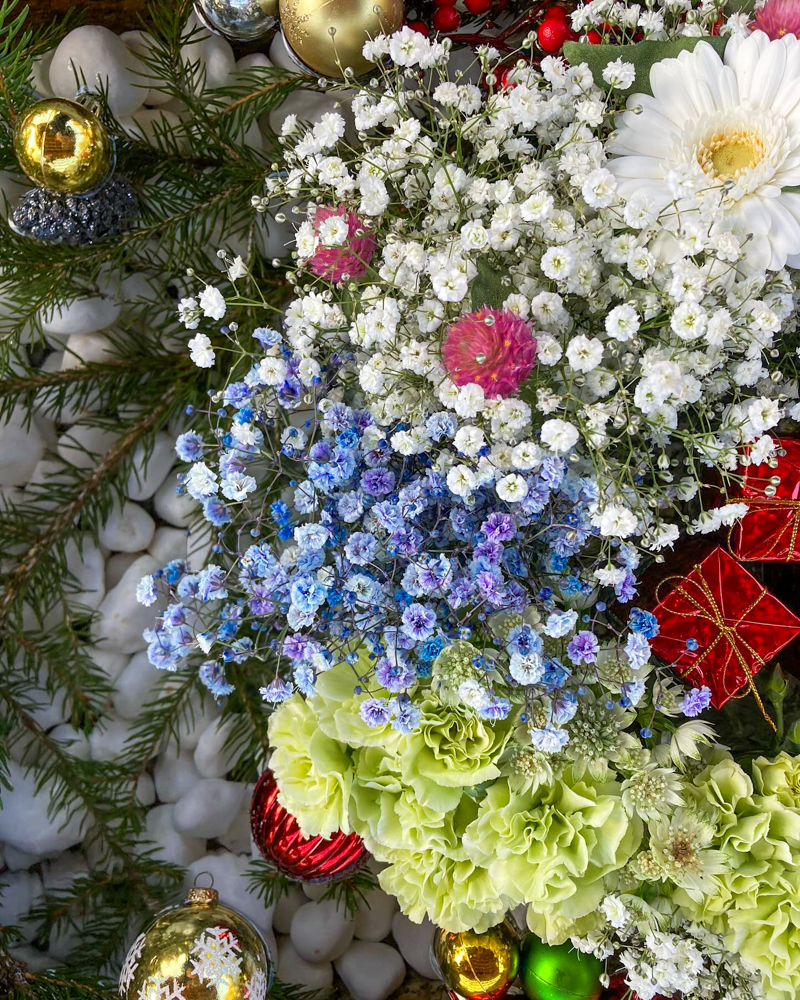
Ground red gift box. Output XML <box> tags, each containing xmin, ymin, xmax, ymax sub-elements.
<box><xmin>729</xmin><ymin>437</ymin><xmax>800</xmax><ymax>562</ymax></box>
<box><xmin>649</xmin><ymin>546</ymin><xmax>800</xmax><ymax>720</ymax></box>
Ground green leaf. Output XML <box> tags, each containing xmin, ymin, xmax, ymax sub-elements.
<box><xmin>562</xmin><ymin>36</ymin><xmax>728</xmax><ymax>96</ymax></box>
<box><xmin>470</xmin><ymin>256</ymin><xmax>509</xmax><ymax>311</ymax></box>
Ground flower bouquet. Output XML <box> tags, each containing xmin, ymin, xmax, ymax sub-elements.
<box><xmin>138</xmin><ymin>2</ymin><xmax>800</xmax><ymax>998</ymax></box>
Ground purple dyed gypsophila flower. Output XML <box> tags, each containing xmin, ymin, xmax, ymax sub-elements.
<box><xmin>530</xmin><ymin>725</ymin><xmax>570</xmax><ymax>753</ymax></box>
<box><xmin>400</xmin><ymin>603</ymin><xmax>437</xmax><ymax>641</ymax></box>
<box><xmin>567</xmin><ymin>630</ymin><xmax>599</xmax><ymax>665</ymax></box>
<box><xmin>360</xmin><ymin>697</ymin><xmax>392</xmax><ymax>727</ymax></box>
<box><xmin>261</xmin><ymin>678</ymin><xmax>293</xmax><ymax>703</ymax></box>
<box><xmin>390</xmin><ymin>699</ymin><xmax>422</xmax><ymax>733</ymax></box>
<box><xmin>478</xmin><ymin>694</ymin><xmax>512</xmax><ymax>721</ymax></box>
<box><xmin>625</xmin><ymin>632</ymin><xmax>651</xmax><ymax>670</ymax></box>
<box><xmin>345</xmin><ymin>531</ymin><xmax>378</xmax><ymax>566</ymax></box>
<box><xmin>361</xmin><ymin>468</ymin><xmax>395</xmax><ymax>496</ymax></box>
<box><xmin>375</xmin><ymin>656</ymin><xmax>416</xmax><ymax>692</ymax></box>
<box><xmin>175</xmin><ymin>431</ymin><xmax>204</xmax><ymax>462</ymax></box>
<box><xmin>482</xmin><ymin>512</ymin><xmax>516</xmax><ymax>542</ymax></box>
<box><xmin>681</xmin><ymin>685</ymin><xmax>712</xmax><ymax>717</ymax></box>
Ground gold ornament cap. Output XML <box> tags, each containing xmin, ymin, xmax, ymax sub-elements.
<box><xmin>186</xmin><ymin>886</ymin><xmax>220</xmax><ymax>905</ymax></box>
<box><xmin>13</xmin><ymin>97</ymin><xmax>113</xmax><ymax>195</ymax></box>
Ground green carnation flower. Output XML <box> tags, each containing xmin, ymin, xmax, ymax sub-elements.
<box><xmin>313</xmin><ymin>658</ymin><xmax>402</xmax><ymax>752</ymax></box>
<box><xmin>268</xmin><ymin>694</ymin><xmax>354</xmax><ymax>839</ymax></box>
<box><xmin>752</xmin><ymin>751</ymin><xmax>800</xmax><ymax>808</ymax></box>
<box><xmin>400</xmin><ymin>696</ymin><xmax>512</xmax><ymax>812</ymax></box>
<box><xmin>462</xmin><ymin>772</ymin><xmax>641</xmax><ymax>919</ymax></box>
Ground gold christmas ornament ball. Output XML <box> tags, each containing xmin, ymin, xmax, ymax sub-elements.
<box><xmin>118</xmin><ymin>884</ymin><xmax>273</xmax><ymax>1000</ymax></box>
<box><xmin>194</xmin><ymin>0</ymin><xmax>279</xmax><ymax>42</ymax></box>
<box><xmin>13</xmin><ymin>98</ymin><xmax>113</xmax><ymax>195</ymax></box>
<box><xmin>434</xmin><ymin>920</ymin><xmax>520</xmax><ymax>1000</ymax></box>
<box><xmin>279</xmin><ymin>0</ymin><xmax>404</xmax><ymax>79</ymax></box>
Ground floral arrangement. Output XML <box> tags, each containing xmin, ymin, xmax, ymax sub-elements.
<box><xmin>137</xmin><ymin>2</ymin><xmax>800</xmax><ymax>998</ymax></box>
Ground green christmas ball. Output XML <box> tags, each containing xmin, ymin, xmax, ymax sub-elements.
<box><xmin>519</xmin><ymin>935</ymin><xmax>603</xmax><ymax>1000</ymax></box>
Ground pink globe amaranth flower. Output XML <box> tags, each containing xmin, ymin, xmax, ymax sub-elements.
<box><xmin>308</xmin><ymin>205</ymin><xmax>376</xmax><ymax>282</ymax></box>
<box><xmin>442</xmin><ymin>307</ymin><xmax>536</xmax><ymax>399</ymax></box>
<box><xmin>752</xmin><ymin>0</ymin><xmax>800</xmax><ymax>39</ymax></box>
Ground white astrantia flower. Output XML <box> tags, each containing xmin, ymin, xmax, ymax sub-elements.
<box><xmin>608</xmin><ymin>32</ymin><xmax>800</xmax><ymax>270</ymax></box>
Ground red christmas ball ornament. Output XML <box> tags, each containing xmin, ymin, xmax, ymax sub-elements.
<box><xmin>408</xmin><ymin>18</ymin><xmax>430</xmax><ymax>33</ymax></box>
<box><xmin>433</xmin><ymin>6</ymin><xmax>461</xmax><ymax>29</ymax></box>
<box><xmin>538</xmin><ymin>17</ymin><xmax>571</xmax><ymax>52</ymax></box>
<box><xmin>250</xmin><ymin>770</ymin><xmax>368</xmax><ymax>883</ymax></box>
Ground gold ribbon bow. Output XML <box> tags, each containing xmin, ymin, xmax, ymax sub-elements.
<box><xmin>656</xmin><ymin>564</ymin><xmax>776</xmax><ymax>731</ymax></box>
<box><xmin>729</xmin><ymin>495</ymin><xmax>800</xmax><ymax>562</ymax></box>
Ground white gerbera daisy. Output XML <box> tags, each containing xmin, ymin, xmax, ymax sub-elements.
<box><xmin>607</xmin><ymin>32</ymin><xmax>800</xmax><ymax>270</ymax></box>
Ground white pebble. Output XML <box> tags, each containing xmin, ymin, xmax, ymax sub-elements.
<box><xmin>290</xmin><ymin>900</ymin><xmax>355</xmax><ymax>963</ymax></box>
<box><xmin>274</xmin><ymin>886</ymin><xmax>306</xmax><ymax>934</ymax></box>
<box><xmin>218</xmin><ymin>802</ymin><xmax>254</xmax><ymax>854</ymax></box>
<box><xmin>0</xmin><ymin>409</ymin><xmax>44</xmax><ymax>486</ymax></box>
<box><xmin>184</xmin><ymin>852</ymin><xmax>276</xmax><ymax>943</ymax></box>
<box><xmin>173</xmin><ymin>778</ymin><xmax>245</xmax><ymax>838</ymax></box>
<box><xmin>120</xmin><ymin>29</ymin><xmax>172</xmax><ymax>105</ymax></box>
<box><xmin>93</xmin><ymin>554</ymin><xmax>162</xmax><ymax>653</ymax></box>
<box><xmin>149</xmin><ymin>525</ymin><xmax>187</xmax><ymax>565</ymax></box>
<box><xmin>0</xmin><ymin>762</ymin><xmax>87</xmax><ymax>855</ymax></box>
<box><xmin>30</xmin><ymin>48</ymin><xmax>55</xmax><ymax>96</ymax></box>
<box><xmin>335</xmin><ymin>940</ymin><xmax>406</xmax><ymax>1000</ymax></box>
<box><xmin>142</xmin><ymin>804</ymin><xmax>205</xmax><ymax>866</ymax></box>
<box><xmin>120</xmin><ymin>108</ymin><xmax>186</xmax><ymax>149</ymax></box>
<box><xmin>302</xmin><ymin>882</ymin><xmax>329</xmax><ymax>902</ymax></box>
<box><xmin>126</xmin><ymin>432</ymin><xmax>174</xmax><ymax>501</ymax></box>
<box><xmin>182</xmin><ymin>13</ymin><xmax>235</xmax><ymax>91</ymax></box>
<box><xmin>153</xmin><ymin>477</ymin><xmax>196</xmax><ymax>528</ymax></box>
<box><xmin>9</xmin><ymin>946</ymin><xmax>59</xmax><ymax>973</ymax></box>
<box><xmin>137</xmin><ymin>773</ymin><xmax>156</xmax><ymax>806</ymax></box>
<box><xmin>64</xmin><ymin>537</ymin><xmax>106</xmax><ymax>611</ymax></box>
<box><xmin>49</xmin><ymin>26</ymin><xmax>144</xmax><ymax>117</ymax></box>
<box><xmin>114</xmin><ymin>650</ymin><xmax>163</xmax><ymax>720</ymax></box>
<box><xmin>278</xmin><ymin>937</ymin><xmax>334</xmax><ymax>990</ymax></box>
<box><xmin>4</xmin><ymin>844</ymin><xmax>48</xmax><ymax>871</ymax></box>
<box><xmin>34</xmin><ymin>413</ymin><xmax>58</xmax><ymax>452</ymax></box>
<box><xmin>89</xmin><ymin>713</ymin><xmax>135</xmax><ymax>762</ymax></box>
<box><xmin>186</xmin><ymin>522</ymin><xmax>215</xmax><ymax>571</ymax></box>
<box><xmin>391</xmin><ymin>912</ymin><xmax>438</xmax><ymax>979</ymax></box>
<box><xmin>106</xmin><ymin>552</ymin><xmax>141</xmax><ymax>589</ymax></box>
<box><xmin>194</xmin><ymin>716</ymin><xmax>239</xmax><ymax>778</ymax></box>
<box><xmin>99</xmin><ymin>500</ymin><xmax>155</xmax><ymax>552</ymax></box>
<box><xmin>42</xmin><ymin>297</ymin><xmax>121</xmax><ymax>338</ymax></box>
<box><xmin>86</xmin><ymin>646</ymin><xmax>129</xmax><ymax>682</ymax></box>
<box><xmin>0</xmin><ymin>872</ymin><xmax>44</xmax><ymax>944</ymax></box>
<box><xmin>353</xmin><ymin>888</ymin><xmax>398</xmax><ymax>942</ymax></box>
<box><xmin>154</xmin><ymin>748</ymin><xmax>204</xmax><ymax>802</ymax></box>
<box><xmin>176</xmin><ymin>691</ymin><xmax>221</xmax><ymax>750</ymax></box>
<box><xmin>57</xmin><ymin>424</ymin><xmax>120</xmax><ymax>471</ymax></box>
<box><xmin>50</xmin><ymin>724</ymin><xmax>91</xmax><ymax>760</ymax></box>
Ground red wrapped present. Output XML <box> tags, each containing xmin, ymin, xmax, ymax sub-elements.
<box><xmin>729</xmin><ymin>437</ymin><xmax>800</xmax><ymax>562</ymax></box>
<box><xmin>649</xmin><ymin>546</ymin><xmax>800</xmax><ymax>724</ymax></box>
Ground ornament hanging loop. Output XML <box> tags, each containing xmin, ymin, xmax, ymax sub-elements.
<box><xmin>187</xmin><ymin>871</ymin><xmax>219</xmax><ymax>905</ymax></box>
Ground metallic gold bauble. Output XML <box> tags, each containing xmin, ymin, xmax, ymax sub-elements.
<box><xmin>118</xmin><ymin>883</ymin><xmax>273</xmax><ymax>1000</ymax></box>
<box><xmin>434</xmin><ymin>920</ymin><xmax>520</xmax><ymax>1000</ymax></box>
<box><xmin>13</xmin><ymin>98</ymin><xmax>113</xmax><ymax>195</ymax></box>
<box><xmin>279</xmin><ymin>0</ymin><xmax>404</xmax><ymax>79</ymax></box>
<box><xmin>194</xmin><ymin>0</ymin><xmax>279</xmax><ymax>42</ymax></box>
<box><xmin>519</xmin><ymin>935</ymin><xmax>603</xmax><ymax>1000</ymax></box>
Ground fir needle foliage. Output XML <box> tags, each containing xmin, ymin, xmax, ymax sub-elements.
<box><xmin>0</xmin><ymin>2</ymin><xmax>313</xmax><ymax>997</ymax></box>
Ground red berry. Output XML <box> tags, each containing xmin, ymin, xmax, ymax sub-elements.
<box><xmin>433</xmin><ymin>5</ymin><xmax>461</xmax><ymax>29</ymax></box>
<box><xmin>408</xmin><ymin>18</ymin><xmax>429</xmax><ymax>34</ymax></box>
<box><xmin>537</xmin><ymin>17</ymin><xmax>571</xmax><ymax>53</ymax></box>
<box><xmin>465</xmin><ymin>0</ymin><xmax>493</xmax><ymax>14</ymax></box>
<box><xmin>586</xmin><ymin>29</ymin><xmax>602</xmax><ymax>43</ymax></box>
<box><xmin>544</xmin><ymin>4</ymin><xmax>568</xmax><ymax>19</ymax></box>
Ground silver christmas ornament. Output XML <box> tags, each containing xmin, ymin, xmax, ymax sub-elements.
<box><xmin>194</xmin><ymin>0</ymin><xmax>279</xmax><ymax>42</ymax></box>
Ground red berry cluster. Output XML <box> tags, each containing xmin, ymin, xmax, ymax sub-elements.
<box><xmin>537</xmin><ymin>4</ymin><xmax>575</xmax><ymax>53</ymax></box>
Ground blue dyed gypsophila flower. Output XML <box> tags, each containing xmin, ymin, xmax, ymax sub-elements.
<box><xmin>681</xmin><ymin>685</ymin><xmax>712</xmax><ymax>717</ymax></box>
<box><xmin>628</xmin><ymin>607</ymin><xmax>660</xmax><ymax>638</ymax></box>
<box><xmin>199</xmin><ymin>660</ymin><xmax>235</xmax><ymax>698</ymax></box>
<box><xmin>175</xmin><ymin>431</ymin><xmax>204</xmax><ymax>462</ymax></box>
<box><xmin>360</xmin><ymin>697</ymin><xmax>391</xmax><ymax>727</ymax></box>
<box><xmin>136</xmin><ymin>574</ymin><xmax>158</xmax><ymax>608</ymax></box>
<box><xmin>567</xmin><ymin>631</ymin><xmax>600</xmax><ymax>665</ymax></box>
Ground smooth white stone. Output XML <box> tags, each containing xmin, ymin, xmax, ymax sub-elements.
<box><xmin>137</xmin><ymin>773</ymin><xmax>156</xmax><ymax>806</ymax></box>
<box><xmin>49</xmin><ymin>26</ymin><xmax>144</xmax><ymax>117</ymax></box>
<box><xmin>63</xmin><ymin>537</ymin><xmax>105</xmax><ymax>611</ymax></box>
<box><xmin>153</xmin><ymin>477</ymin><xmax>197</xmax><ymax>528</ymax></box>
<box><xmin>31</xmin><ymin>48</ymin><xmax>55</xmax><ymax>95</ymax></box>
<box><xmin>290</xmin><ymin>900</ymin><xmax>355</xmax><ymax>963</ymax></box>
<box><xmin>0</xmin><ymin>408</ymin><xmax>44</xmax><ymax>486</ymax></box>
<box><xmin>114</xmin><ymin>650</ymin><xmax>163</xmax><ymax>720</ymax></box>
<box><xmin>4</xmin><ymin>844</ymin><xmax>47</xmax><ymax>871</ymax></box>
<box><xmin>173</xmin><ymin>778</ymin><xmax>245</xmax><ymax>838</ymax></box>
<box><xmin>50</xmin><ymin>724</ymin><xmax>91</xmax><ymax>760</ymax></box>
<box><xmin>7</xmin><ymin>726</ymin><xmax>40</xmax><ymax>766</ymax></box>
<box><xmin>273</xmin><ymin>886</ymin><xmax>306</xmax><ymax>934</ymax></box>
<box><xmin>149</xmin><ymin>525</ymin><xmax>187</xmax><ymax>565</ymax></box>
<box><xmin>99</xmin><ymin>500</ymin><xmax>155</xmax><ymax>553</ymax></box>
<box><xmin>106</xmin><ymin>551</ymin><xmax>142</xmax><ymax>590</ymax></box>
<box><xmin>265</xmin><ymin>86</ymin><xmax>340</xmax><ymax>137</ymax></box>
<box><xmin>353</xmin><ymin>888</ymin><xmax>398</xmax><ymax>942</ymax></box>
<box><xmin>33</xmin><ymin>413</ymin><xmax>58</xmax><ymax>452</ymax></box>
<box><xmin>25</xmin><ymin>673</ymin><xmax>69</xmax><ymax>731</ymax></box>
<box><xmin>194</xmin><ymin>717</ymin><xmax>238</xmax><ymax>778</ymax></box>
<box><xmin>120</xmin><ymin>30</ymin><xmax>172</xmax><ymax>105</ymax></box>
<box><xmin>57</xmin><ymin>424</ymin><xmax>119</xmax><ymax>471</ymax></box>
<box><xmin>24</xmin><ymin>459</ymin><xmax>71</xmax><ymax>512</ymax></box>
<box><xmin>121</xmin><ymin>108</ymin><xmax>186</xmax><ymax>149</ymax></box>
<box><xmin>142</xmin><ymin>804</ymin><xmax>205</xmax><ymax>866</ymax></box>
<box><xmin>60</xmin><ymin>332</ymin><xmax>116</xmax><ymax>369</ymax></box>
<box><xmin>93</xmin><ymin>554</ymin><xmax>162</xmax><ymax>653</ymax></box>
<box><xmin>182</xmin><ymin>14</ymin><xmax>235</xmax><ymax>92</ymax></box>
<box><xmin>0</xmin><ymin>170</ymin><xmax>27</xmax><ymax>216</ymax></box>
<box><xmin>335</xmin><ymin>940</ymin><xmax>406</xmax><ymax>1000</ymax></box>
<box><xmin>184</xmin><ymin>852</ymin><xmax>276</xmax><ymax>942</ymax></box>
<box><xmin>268</xmin><ymin>32</ymin><xmax>302</xmax><ymax>72</ymax></box>
<box><xmin>43</xmin><ymin>853</ymin><xmax>88</xmax><ymax>891</ymax></box>
<box><xmin>0</xmin><ymin>761</ymin><xmax>87</xmax><ymax>855</ymax></box>
<box><xmin>0</xmin><ymin>872</ymin><xmax>44</xmax><ymax>944</ymax></box>
<box><xmin>42</xmin><ymin>297</ymin><xmax>121</xmax><ymax>338</ymax></box>
<box><xmin>9</xmin><ymin>946</ymin><xmax>58</xmax><ymax>973</ymax></box>
<box><xmin>186</xmin><ymin>521</ymin><xmax>215</xmax><ymax>572</ymax></box>
<box><xmin>390</xmin><ymin>912</ymin><xmax>437</xmax><ymax>979</ymax></box>
<box><xmin>126</xmin><ymin>432</ymin><xmax>174</xmax><ymax>501</ymax></box>
<box><xmin>154</xmin><ymin>748</ymin><xmax>204</xmax><ymax>803</ymax></box>
<box><xmin>236</xmin><ymin>52</ymin><xmax>273</xmax><ymax>72</ymax></box>
<box><xmin>302</xmin><ymin>883</ymin><xmax>329</xmax><ymax>902</ymax></box>
<box><xmin>277</xmin><ymin>937</ymin><xmax>334</xmax><ymax>990</ymax></box>
<box><xmin>86</xmin><ymin>646</ymin><xmax>129</xmax><ymax>682</ymax></box>
<box><xmin>89</xmin><ymin>713</ymin><xmax>135</xmax><ymax>762</ymax></box>
<box><xmin>218</xmin><ymin>802</ymin><xmax>253</xmax><ymax>854</ymax></box>
<box><xmin>175</xmin><ymin>691</ymin><xmax>221</xmax><ymax>750</ymax></box>
<box><xmin>116</xmin><ymin>271</ymin><xmax>167</xmax><ymax>311</ymax></box>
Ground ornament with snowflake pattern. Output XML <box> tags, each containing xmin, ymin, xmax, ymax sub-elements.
<box><xmin>119</xmin><ymin>932</ymin><xmax>146</xmax><ymax>994</ymax></box>
<box><xmin>244</xmin><ymin>967</ymin><xmax>270</xmax><ymax>1000</ymax></box>
<box><xmin>136</xmin><ymin>977</ymin><xmax>187</xmax><ymax>1000</ymax></box>
<box><xmin>190</xmin><ymin>925</ymin><xmax>243</xmax><ymax>986</ymax></box>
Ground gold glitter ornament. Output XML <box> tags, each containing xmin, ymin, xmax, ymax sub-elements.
<box><xmin>434</xmin><ymin>920</ymin><xmax>520</xmax><ymax>1000</ymax></box>
<box><xmin>118</xmin><ymin>881</ymin><xmax>273</xmax><ymax>1000</ymax></box>
<box><xmin>279</xmin><ymin>0</ymin><xmax>404</xmax><ymax>79</ymax></box>
<box><xmin>13</xmin><ymin>98</ymin><xmax>113</xmax><ymax>195</ymax></box>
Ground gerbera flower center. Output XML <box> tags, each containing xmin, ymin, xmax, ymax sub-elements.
<box><xmin>697</xmin><ymin>130</ymin><xmax>765</xmax><ymax>180</ymax></box>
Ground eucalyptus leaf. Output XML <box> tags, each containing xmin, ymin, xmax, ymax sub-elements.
<box><xmin>562</xmin><ymin>36</ymin><xmax>728</xmax><ymax>96</ymax></box>
<box><xmin>471</xmin><ymin>256</ymin><xmax>509</xmax><ymax>310</ymax></box>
